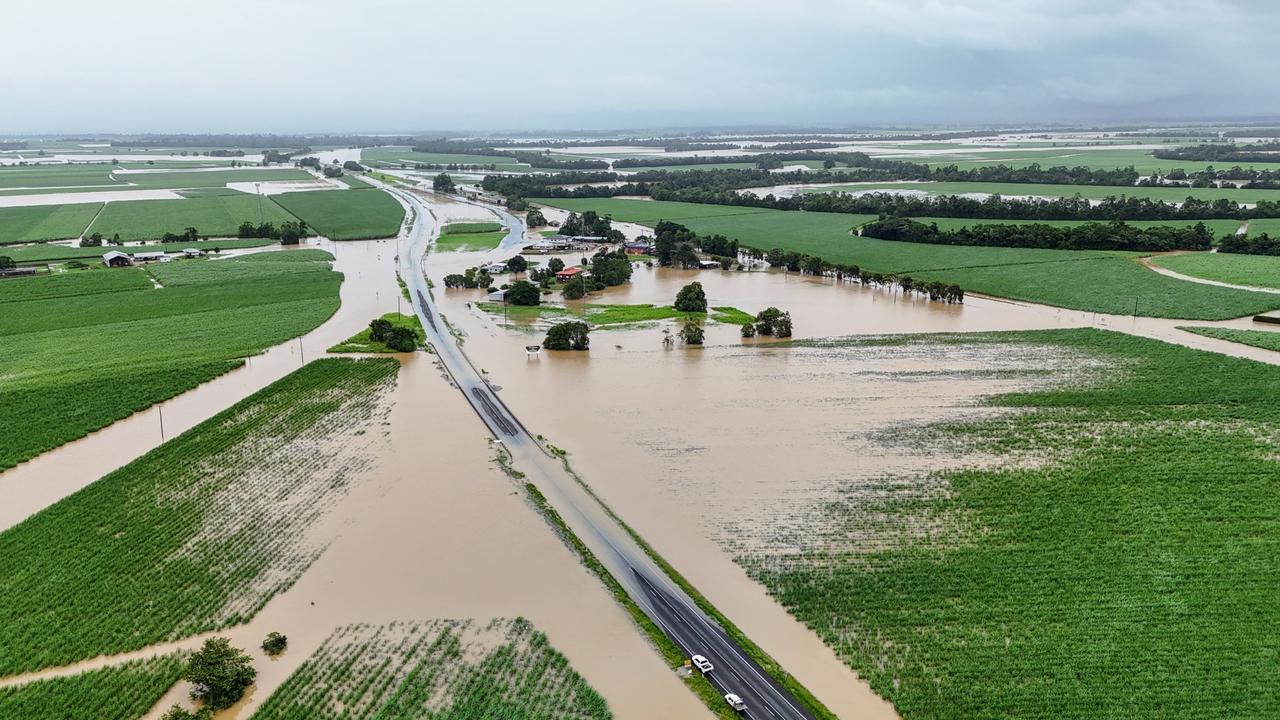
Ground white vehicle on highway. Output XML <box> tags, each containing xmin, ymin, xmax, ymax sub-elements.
<box><xmin>691</xmin><ymin>654</ymin><xmax>713</xmax><ymax>673</ymax></box>
<box><xmin>725</xmin><ymin>692</ymin><xmax>747</xmax><ymax>712</ymax></box>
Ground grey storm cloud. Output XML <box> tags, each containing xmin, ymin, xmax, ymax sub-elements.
<box><xmin>2</xmin><ymin>0</ymin><xmax>1278</xmax><ymax>133</ymax></box>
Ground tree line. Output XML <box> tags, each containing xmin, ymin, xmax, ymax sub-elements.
<box><xmin>859</xmin><ymin>217</ymin><xmax>1216</xmax><ymax>252</ymax></box>
<box><xmin>1154</xmin><ymin>142</ymin><xmax>1280</xmax><ymax>163</ymax></box>
<box><xmin>1219</xmin><ymin>233</ymin><xmax>1280</xmax><ymax>256</ymax></box>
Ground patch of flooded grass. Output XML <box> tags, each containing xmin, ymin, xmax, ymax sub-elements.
<box><xmin>250</xmin><ymin>619</ymin><xmax>611</xmax><ymax>720</ymax></box>
<box><xmin>741</xmin><ymin>328</ymin><xmax>1280</xmax><ymax>719</ymax></box>
<box><xmin>0</xmin><ymin>358</ymin><xmax>397</xmax><ymax>676</ymax></box>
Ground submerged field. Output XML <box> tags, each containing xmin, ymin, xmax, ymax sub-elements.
<box><xmin>0</xmin><ymin>250</ymin><xmax>341</xmax><ymax>470</ymax></box>
<box><xmin>535</xmin><ymin>198</ymin><xmax>1280</xmax><ymax>319</ymax></box>
<box><xmin>0</xmin><ymin>203</ymin><xmax>102</xmax><ymax>245</ymax></box>
<box><xmin>85</xmin><ymin>193</ymin><xmax>298</xmax><ymax>241</ymax></box>
<box><xmin>740</xmin><ymin>329</ymin><xmax>1280</xmax><ymax>719</ymax></box>
<box><xmin>273</xmin><ymin>188</ymin><xmax>405</xmax><ymax>240</ymax></box>
<box><xmin>252</xmin><ymin>619</ymin><xmax>610</xmax><ymax>719</ymax></box>
<box><xmin>0</xmin><ymin>357</ymin><xmax>398</xmax><ymax>674</ymax></box>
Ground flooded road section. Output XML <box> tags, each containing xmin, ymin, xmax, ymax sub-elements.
<box><xmin>0</xmin><ymin>237</ymin><xmax>403</xmax><ymax>533</ymax></box>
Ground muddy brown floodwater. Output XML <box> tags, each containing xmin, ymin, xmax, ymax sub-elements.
<box><xmin>0</xmin><ymin>237</ymin><xmax>404</xmax><ymax>533</ymax></box>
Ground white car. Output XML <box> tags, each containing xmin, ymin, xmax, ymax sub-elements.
<box><xmin>691</xmin><ymin>654</ymin><xmax>713</xmax><ymax>673</ymax></box>
<box><xmin>725</xmin><ymin>693</ymin><xmax>747</xmax><ymax>712</ymax></box>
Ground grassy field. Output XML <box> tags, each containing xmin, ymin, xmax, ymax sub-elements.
<box><xmin>435</xmin><ymin>230</ymin><xmax>506</xmax><ymax>252</ymax></box>
<box><xmin>0</xmin><ymin>358</ymin><xmax>398</xmax><ymax>675</ymax></box>
<box><xmin>273</xmin><ymin>188</ymin><xmax>404</xmax><ymax>240</ymax></box>
<box><xmin>475</xmin><ymin>301</ymin><xmax>751</xmax><ymax>327</ymax></box>
<box><xmin>114</xmin><ymin>167</ymin><xmax>313</xmax><ymax>190</ymax></box>
<box><xmin>443</xmin><ymin>221</ymin><xmax>503</xmax><ymax>234</ymax></box>
<box><xmin>250</xmin><ymin>619</ymin><xmax>610</xmax><ymax>720</ymax></box>
<box><xmin>808</xmin><ymin>179</ymin><xmax>1280</xmax><ymax>204</ymax></box>
<box><xmin>746</xmin><ymin>329</ymin><xmax>1280</xmax><ymax>719</ymax></box>
<box><xmin>0</xmin><ymin>655</ymin><xmax>184</xmax><ymax>720</ymax></box>
<box><xmin>3</xmin><ymin>237</ymin><xmax>277</xmax><ymax>264</ymax></box>
<box><xmin>336</xmin><ymin>174</ymin><xmax>370</xmax><ymax>188</ymax></box>
<box><xmin>1246</xmin><ymin>218</ymin><xmax>1280</xmax><ymax>236</ymax></box>
<box><xmin>0</xmin><ymin>203</ymin><xmax>102</xmax><ymax>244</ymax></box>
<box><xmin>535</xmin><ymin>198</ymin><xmax>1280</xmax><ymax>319</ymax></box>
<box><xmin>85</xmin><ymin>193</ymin><xmax>299</xmax><ymax>241</ymax></box>
<box><xmin>0</xmin><ymin>250</ymin><xmax>341</xmax><ymax>470</ymax></box>
<box><xmin>328</xmin><ymin>312</ymin><xmax>424</xmax><ymax>352</ymax></box>
<box><xmin>1152</xmin><ymin>252</ymin><xmax>1280</xmax><ymax>288</ymax></box>
<box><xmin>1178</xmin><ymin>326</ymin><xmax>1280</xmax><ymax>351</ymax></box>
<box><xmin>913</xmin><ymin>216</ymin><xmax>1243</xmax><ymax>237</ymax></box>
<box><xmin>0</xmin><ymin>163</ymin><xmax>119</xmax><ymax>190</ymax></box>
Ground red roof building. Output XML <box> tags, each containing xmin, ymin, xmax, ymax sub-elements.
<box><xmin>555</xmin><ymin>266</ymin><xmax>583</xmax><ymax>280</ymax></box>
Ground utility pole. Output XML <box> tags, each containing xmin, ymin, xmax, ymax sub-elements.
<box><xmin>255</xmin><ymin>182</ymin><xmax>263</xmax><ymax>224</ymax></box>
<box><xmin>158</xmin><ymin>405</ymin><xmax>165</xmax><ymax>442</ymax></box>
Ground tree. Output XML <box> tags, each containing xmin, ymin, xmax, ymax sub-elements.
<box><xmin>505</xmin><ymin>280</ymin><xmax>541</xmax><ymax>306</ymax></box>
<box><xmin>673</xmin><ymin>243</ymin><xmax>698</xmax><ymax>269</ymax></box>
<box><xmin>82</xmin><ymin>232</ymin><xmax>104</xmax><ymax>247</ymax></box>
<box><xmin>561</xmin><ymin>275</ymin><xmax>587</xmax><ymax>300</ymax></box>
<box><xmin>547</xmin><ymin>257</ymin><xmax>565</xmax><ymax>273</ymax></box>
<box><xmin>0</xmin><ymin>256</ymin><xmax>14</xmax><ymax>271</ymax></box>
<box><xmin>823</xmin><ymin>158</ymin><xmax>836</xmax><ymax>169</ymax></box>
<box><xmin>443</xmin><ymin>273</ymin><xmax>468</xmax><ymax>288</ymax></box>
<box><xmin>505</xmin><ymin>255</ymin><xmax>528</xmax><ymax>273</ymax></box>
<box><xmin>384</xmin><ymin>326</ymin><xmax>417</xmax><ymax>352</ymax></box>
<box><xmin>589</xmin><ymin>248</ymin><xmax>632</xmax><ymax>287</ymax></box>
<box><xmin>543</xmin><ymin>321</ymin><xmax>590</xmax><ymax>351</ymax></box>
<box><xmin>160</xmin><ymin>706</ymin><xmax>210</xmax><ymax>720</ymax></box>
<box><xmin>673</xmin><ymin>281</ymin><xmax>707</xmax><ymax>313</ymax></box>
<box><xmin>754</xmin><ymin>306</ymin><xmax>792</xmax><ymax>337</ymax></box>
<box><xmin>262</xmin><ymin>632</ymin><xmax>288</xmax><ymax>656</ymax></box>
<box><xmin>342</xmin><ymin>160</ymin><xmax>365</xmax><ymax>172</ymax></box>
<box><xmin>184</xmin><ymin>637</ymin><xmax>256</xmax><ymax>710</ymax></box>
<box><xmin>369</xmin><ymin>318</ymin><xmax>394</xmax><ymax>342</ymax></box>
<box><xmin>433</xmin><ymin>173</ymin><xmax>456</xmax><ymax>193</ymax></box>
<box><xmin>680</xmin><ymin>316</ymin><xmax>705</xmax><ymax>345</ymax></box>
<box><xmin>525</xmin><ymin>207</ymin><xmax>548</xmax><ymax>227</ymax></box>
<box><xmin>740</xmin><ymin>322</ymin><xmax>756</xmax><ymax>338</ymax></box>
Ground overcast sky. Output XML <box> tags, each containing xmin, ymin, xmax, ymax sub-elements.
<box><xmin>3</xmin><ymin>0</ymin><xmax>1278</xmax><ymax>134</ymax></box>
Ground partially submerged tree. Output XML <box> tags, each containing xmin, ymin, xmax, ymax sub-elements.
<box><xmin>525</xmin><ymin>207</ymin><xmax>548</xmax><ymax>227</ymax></box>
<box><xmin>680</xmin><ymin>316</ymin><xmax>705</xmax><ymax>345</ymax></box>
<box><xmin>432</xmin><ymin>172</ymin><xmax>456</xmax><ymax>193</ymax></box>
<box><xmin>754</xmin><ymin>307</ymin><xmax>793</xmax><ymax>338</ymax></box>
<box><xmin>262</xmin><ymin>632</ymin><xmax>288</xmax><ymax>656</ymax></box>
<box><xmin>505</xmin><ymin>255</ymin><xmax>528</xmax><ymax>273</ymax></box>
<box><xmin>505</xmin><ymin>280</ymin><xmax>541</xmax><ymax>306</ymax></box>
<box><xmin>673</xmin><ymin>281</ymin><xmax>707</xmax><ymax>313</ymax></box>
<box><xmin>184</xmin><ymin>637</ymin><xmax>256</xmax><ymax>711</ymax></box>
<box><xmin>543</xmin><ymin>321</ymin><xmax>590</xmax><ymax>351</ymax></box>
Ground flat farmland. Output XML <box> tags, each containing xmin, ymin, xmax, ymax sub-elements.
<box><xmin>0</xmin><ymin>203</ymin><xmax>102</xmax><ymax>244</ymax></box>
<box><xmin>85</xmin><ymin>193</ymin><xmax>299</xmax><ymax>241</ymax></box>
<box><xmin>3</xmin><ymin>237</ymin><xmax>276</xmax><ymax>264</ymax></box>
<box><xmin>1152</xmin><ymin>251</ymin><xmax>1280</xmax><ymax>288</ymax></box>
<box><xmin>115</xmin><ymin>167</ymin><xmax>313</xmax><ymax>189</ymax></box>
<box><xmin>746</xmin><ymin>329</ymin><xmax>1280</xmax><ymax>719</ymax></box>
<box><xmin>272</xmin><ymin>188</ymin><xmax>405</xmax><ymax>239</ymax></box>
<box><xmin>0</xmin><ymin>250</ymin><xmax>341</xmax><ymax>470</ymax></box>
<box><xmin>535</xmin><ymin>198</ymin><xmax>1280</xmax><ymax>319</ymax></box>
<box><xmin>0</xmin><ymin>164</ymin><xmax>120</xmax><ymax>189</ymax></box>
<box><xmin>0</xmin><ymin>357</ymin><xmax>397</xmax><ymax>674</ymax></box>
<box><xmin>0</xmin><ymin>655</ymin><xmax>184</xmax><ymax>720</ymax></box>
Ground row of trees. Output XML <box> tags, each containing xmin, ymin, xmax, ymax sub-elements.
<box><xmin>1219</xmin><ymin>232</ymin><xmax>1280</xmax><ymax>256</ymax></box>
<box><xmin>653</xmin><ymin>220</ymin><xmax>737</xmax><ymax>268</ymax></box>
<box><xmin>1154</xmin><ymin>142</ymin><xmax>1280</xmax><ymax>163</ymax></box>
<box><xmin>237</xmin><ymin>220</ymin><xmax>308</xmax><ymax>244</ymax></box>
<box><xmin>859</xmin><ymin>217</ymin><xmax>1217</xmax><ymax>252</ymax></box>
<box><xmin>558</xmin><ymin>210</ymin><xmax>623</xmax><ymax>240</ymax></box>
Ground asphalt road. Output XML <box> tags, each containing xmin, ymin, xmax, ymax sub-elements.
<box><xmin>386</xmin><ymin>183</ymin><xmax>816</xmax><ymax>720</ymax></box>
